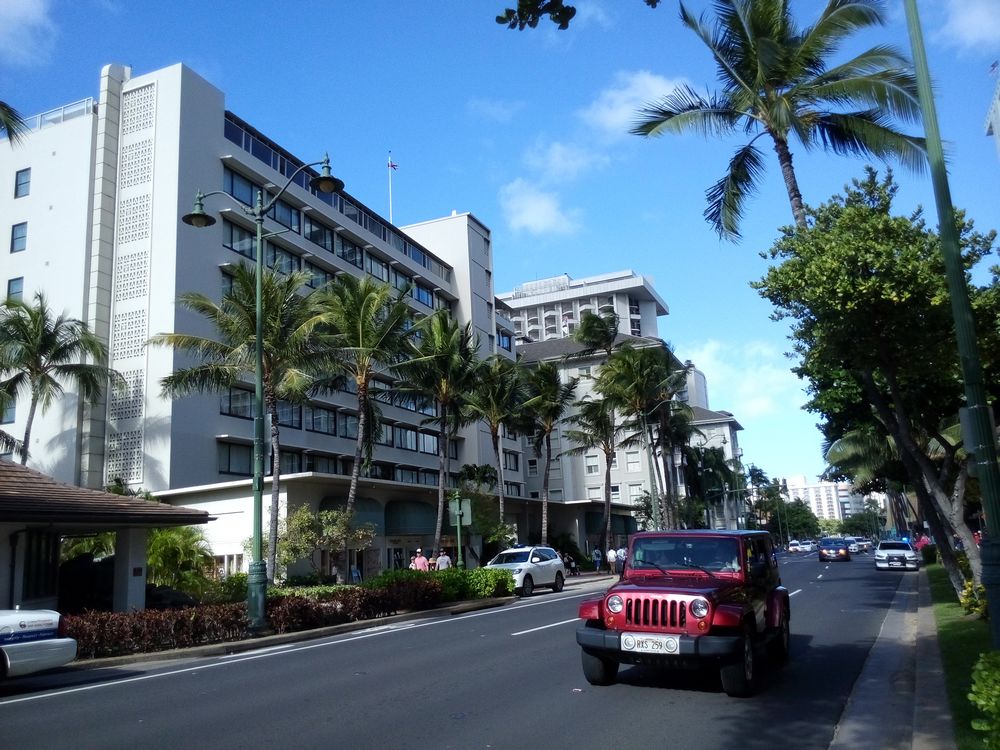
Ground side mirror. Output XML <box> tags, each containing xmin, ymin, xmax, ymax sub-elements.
<box><xmin>531</xmin><ymin>557</ymin><xmax>541</xmax><ymax>563</ymax></box>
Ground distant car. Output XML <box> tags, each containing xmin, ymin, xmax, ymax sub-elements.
<box><xmin>846</xmin><ymin>539</ymin><xmax>860</xmax><ymax>554</ymax></box>
<box><xmin>874</xmin><ymin>541</ymin><xmax>920</xmax><ymax>571</ymax></box>
<box><xmin>0</xmin><ymin>609</ymin><xmax>77</xmax><ymax>678</ymax></box>
<box><xmin>787</xmin><ymin>540</ymin><xmax>801</xmax><ymax>553</ymax></box>
<box><xmin>798</xmin><ymin>540</ymin><xmax>815</xmax><ymax>553</ymax></box>
<box><xmin>485</xmin><ymin>545</ymin><xmax>565</xmax><ymax>596</ymax></box>
<box><xmin>850</xmin><ymin>537</ymin><xmax>872</xmax><ymax>553</ymax></box>
<box><xmin>818</xmin><ymin>537</ymin><xmax>851</xmax><ymax>562</ymax></box>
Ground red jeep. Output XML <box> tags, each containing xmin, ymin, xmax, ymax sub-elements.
<box><xmin>576</xmin><ymin>530</ymin><xmax>790</xmax><ymax>697</ymax></box>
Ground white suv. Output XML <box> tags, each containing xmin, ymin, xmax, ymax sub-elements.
<box><xmin>485</xmin><ymin>545</ymin><xmax>566</xmax><ymax>596</ymax></box>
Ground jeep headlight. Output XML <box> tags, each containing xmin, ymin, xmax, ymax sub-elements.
<box><xmin>690</xmin><ymin>597</ymin><xmax>709</xmax><ymax>619</ymax></box>
<box><xmin>607</xmin><ymin>595</ymin><xmax>624</xmax><ymax>614</ymax></box>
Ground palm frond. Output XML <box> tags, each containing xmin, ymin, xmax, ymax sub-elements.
<box><xmin>632</xmin><ymin>85</ymin><xmax>744</xmax><ymax>138</ymax></box>
<box><xmin>704</xmin><ymin>140</ymin><xmax>767</xmax><ymax>240</ymax></box>
<box><xmin>811</xmin><ymin>111</ymin><xmax>926</xmax><ymax>171</ymax></box>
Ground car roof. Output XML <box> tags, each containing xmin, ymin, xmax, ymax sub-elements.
<box><xmin>630</xmin><ymin>530</ymin><xmax>768</xmax><ymax>540</ymax></box>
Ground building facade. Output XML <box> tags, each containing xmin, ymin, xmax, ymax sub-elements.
<box><xmin>781</xmin><ymin>474</ymin><xmax>866</xmax><ymax>522</ymax></box>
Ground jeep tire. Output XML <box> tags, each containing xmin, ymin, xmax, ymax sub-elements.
<box><xmin>581</xmin><ymin>649</ymin><xmax>619</xmax><ymax>686</ymax></box>
<box><xmin>768</xmin><ymin>606</ymin><xmax>790</xmax><ymax>666</ymax></box>
<box><xmin>720</xmin><ymin>628</ymin><xmax>757</xmax><ymax>697</ymax></box>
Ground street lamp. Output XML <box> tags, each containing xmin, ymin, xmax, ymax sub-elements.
<box><xmin>182</xmin><ymin>153</ymin><xmax>343</xmax><ymax>632</ymax></box>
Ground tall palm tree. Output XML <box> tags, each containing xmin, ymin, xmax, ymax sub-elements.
<box><xmin>316</xmin><ymin>274</ymin><xmax>416</xmax><ymax>522</ymax></box>
<box><xmin>0</xmin><ymin>292</ymin><xmax>120</xmax><ymax>466</ymax></box>
<box><xmin>631</xmin><ymin>0</ymin><xmax>924</xmax><ymax>239</ymax></box>
<box><xmin>465</xmin><ymin>355</ymin><xmax>526</xmax><ymax>534</ymax></box>
<box><xmin>396</xmin><ymin>314</ymin><xmax>480</xmax><ymax>555</ymax></box>
<box><xmin>150</xmin><ymin>264</ymin><xmax>332</xmax><ymax>583</ymax></box>
<box><xmin>523</xmin><ymin>361</ymin><xmax>578</xmax><ymax>545</ymax></box>
<box><xmin>1</xmin><ymin>100</ymin><xmax>29</xmax><ymax>144</ymax></box>
<box><xmin>570</xmin><ymin>311</ymin><xmax>620</xmax><ymax>359</ymax></box>
<box><xmin>564</xmin><ymin>397</ymin><xmax>629</xmax><ymax>553</ymax></box>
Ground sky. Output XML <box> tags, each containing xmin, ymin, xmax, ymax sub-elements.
<box><xmin>2</xmin><ymin>0</ymin><xmax>1000</xmax><ymax>484</ymax></box>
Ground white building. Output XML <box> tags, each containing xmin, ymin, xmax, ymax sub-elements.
<box><xmin>1</xmin><ymin>62</ymin><xmax>526</xmax><ymax>579</ymax></box>
<box><xmin>781</xmin><ymin>474</ymin><xmax>865</xmax><ymax>521</ymax></box>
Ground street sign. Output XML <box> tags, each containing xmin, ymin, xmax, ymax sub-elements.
<box><xmin>449</xmin><ymin>497</ymin><xmax>472</xmax><ymax>527</ymax></box>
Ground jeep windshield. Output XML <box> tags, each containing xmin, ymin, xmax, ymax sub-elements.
<box><xmin>630</xmin><ymin>538</ymin><xmax>740</xmax><ymax>574</ymax></box>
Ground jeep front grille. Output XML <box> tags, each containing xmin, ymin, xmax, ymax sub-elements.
<box><xmin>624</xmin><ymin>596</ymin><xmax>687</xmax><ymax>628</ymax></box>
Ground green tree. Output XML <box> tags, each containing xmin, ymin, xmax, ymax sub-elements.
<box><xmin>631</xmin><ymin>0</ymin><xmax>923</xmax><ymax>239</ymax></box>
<box><xmin>0</xmin><ymin>292</ymin><xmax>121</xmax><ymax>466</ymax></box>
<box><xmin>496</xmin><ymin>0</ymin><xmax>660</xmax><ymax>30</ymax></box>
<box><xmin>753</xmin><ymin>168</ymin><xmax>998</xmax><ymax>596</ymax></box>
<box><xmin>396</xmin><ymin>315</ymin><xmax>480</xmax><ymax>554</ymax></box>
<box><xmin>564</xmin><ymin>397</ymin><xmax>629</xmax><ymax>551</ymax></box>
<box><xmin>523</xmin><ymin>361</ymin><xmax>578</xmax><ymax>544</ymax></box>
<box><xmin>147</xmin><ymin>526</ymin><xmax>215</xmax><ymax>594</ymax></box>
<box><xmin>150</xmin><ymin>264</ymin><xmax>332</xmax><ymax>584</ymax></box>
<box><xmin>1</xmin><ymin>100</ymin><xmax>29</xmax><ymax>143</ymax></box>
<box><xmin>464</xmin><ymin>355</ymin><xmax>526</xmax><ymax>534</ymax></box>
<box><xmin>278</xmin><ymin>505</ymin><xmax>376</xmax><ymax>580</ymax></box>
<box><xmin>570</xmin><ymin>310</ymin><xmax>620</xmax><ymax>360</ymax></box>
<box><xmin>315</xmin><ymin>275</ymin><xmax>416</xmax><ymax>524</ymax></box>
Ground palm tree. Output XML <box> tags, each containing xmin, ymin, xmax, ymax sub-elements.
<box><xmin>0</xmin><ymin>292</ymin><xmax>120</xmax><ymax>466</ymax></box>
<box><xmin>1</xmin><ymin>100</ymin><xmax>29</xmax><ymax>144</ymax></box>
<box><xmin>523</xmin><ymin>361</ymin><xmax>578</xmax><ymax>545</ymax></box>
<box><xmin>631</xmin><ymin>0</ymin><xmax>924</xmax><ymax>240</ymax></box>
<box><xmin>465</xmin><ymin>355</ymin><xmax>526</xmax><ymax>534</ymax></box>
<box><xmin>316</xmin><ymin>275</ymin><xmax>415</xmax><ymax>522</ymax></box>
<box><xmin>150</xmin><ymin>263</ymin><xmax>332</xmax><ymax>583</ymax></box>
<box><xmin>570</xmin><ymin>310</ymin><xmax>620</xmax><ymax>359</ymax></box>
<box><xmin>564</xmin><ymin>397</ymin><xmax>629</xmax><ymax>553</ymax></box>
<box><xmin>396</xmin><ymin>314</ymin><xmax>480</xmax><ymax>555</ymax></box>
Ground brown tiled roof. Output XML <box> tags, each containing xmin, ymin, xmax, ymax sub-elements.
<box><xmin>0</xmin><ymin>459</ymin><xmax>210</xmax><ymax>527</ymax></box>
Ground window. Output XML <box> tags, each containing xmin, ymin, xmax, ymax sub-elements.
<box><xmin>279</xmin><ymin>450</ymin><xmax>302</xmax><ymax>474</ymax></box>
<box><xmin>306</xmin><ymin>405</ymin><xmax>337</xmax><ymax>435</ymax></box>
<box><xmin>14</xmin><ymin>168</ymin><xmax>30</xmax><ymax>198</ymax></box>
<box><xmin>504</xmin><ymin>482</ymin><xmax>522</xmax><ymax>497</ymax></box>
<box><xmin>306</xmin><ymin>453</ymin><xmax>338</xmax><ymax>473</ymax></box>
<box><xmin>375</xmin><ymin>424</ymin><xmax>394</xmax><ymax>447</ymax></box>
<box><xmin>336</xmin><ymin>235</ymin><xmax>364</xmax><ymax>268</ymax></box>
<box><xmin>341</xmin><ymin>414</ymin><xmax>359</xmax><ymax>439</ymax></box>
<box><xmin>223</xmin><ymin>220</ymin><xmax>255</xmax><ymax>259</ymax></box>
<box><xmin>2</xmin><ymin>397</ymin><xmax>14</xmax><ymax>424</ymax></box>
<box><xmin>218</xmin><ymin>442</ymin><xmax>252</xmax><ymax>475</ymax></box>
<box><xmin>549</xmin><ymin>489</ymin><xmax>563</xmax><ymax>501</ymax></box>
<box><xmin>7</xmin><ymin>277</ymin><xmax>23</xmax><ymax>302</ymax></box>
<box><xmin>527</xmin><ymin>459</ymin><xmax>538</xmax><ymax>477</ymax></box>
<box><xmin>611</xmin><ymin>484</ymin><xmax>620</xmax><ymax>501</ymax></box>
<box><xmin>578</xmin><ymin>366</ymin><xmax>591</xmax><ymax>378</ymax></box>
<box><xmin>396</xmin><ymin>426</ymin><xmax>417</xmax><ymax>451</ymax></box>
<box><xmin>276</xmin><ymin>400</ymin><xmax>301</xmax><ymax>428</ymax></box>
<box><xmin>419</xmin><ymin>432</ymin><xmax>438</xmax><ymax>454</ymax></box>
<box><xmin>265</xmin><ymin>242</ymin><xmax>301</xmax><ymax>275</ymax></box>
<box><xmin>610</xmin><ymin>452</ymin><xmax>618</xmax><ymax>470</ymax></box>
<box><xmin>304</xmin><ymin>215</ymin><xmax>335</xmax><ymax>252</ymax></box>
<box><xmin>221</xmin><ymin>272</ymin><xmax>234</xmax><ymax>297</ymax></box>
<box><xmin>626</xmin><ymin>451</ymin><xmax>641</xmax><ymax>472</ymax></box>
<box><xmin>305</xmin><ymin>262</ymin><xmax>334</xmax><ymax>289</ymax></box>
<box><xmin>365</xmin><ymin>253</ymin><xmax>389</xmax><ymax>282</ymax></box>
<box><xmin>220</xmin><ymin>387</ymin><xmax>253</xmax><ymax>418</ymax></box>
<box><xmin>629</xmin><ymin>484</ymin><xmax>644</xmax><ymax>502</ymax></box>
<box><xmin>585</xmin><ymin>454</ymin><xmax>599</xmax><ymax>475</ymax></box>
<box><xmin>587</xmin><ymin>486</ymin><xmax>602</xmax><ymax>500</ymax></box>
<box><xmin>391</xmin><ymin>267</ymin><xmax>411</xmax><ymax>292</ymax></box>
<box><xmin>502</xmin><ymin>424</ymin><xmax>519</xmax><ymax>441</ymax></box>
<box><xmin>497</xmin><ymin>330</ymin><xmax>512</xmax><ymax>352</ymax></box>
<box><xmin>10</xmin><ymin>222</ymin><xmax>27</xmax><ymax>253</ymax></box>
<box><xmin>503</xmin><ymin>451</ymin><xmax>519</xmax><ymax>471</ymax></box>
<box><xmin>413</xmin><ymin>284</ymin><xmax>433</xmax><ymax>307</ymax></box>
<box><xmin>224</xmin><ymin>167</ymin><xmax>255</xmax><ymax>205</ymax></box>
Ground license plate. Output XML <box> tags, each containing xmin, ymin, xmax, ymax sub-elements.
<box><xmin>889</xmin><ymin>559</ymin><xmax>904</xmax><ymax>567</ymax></box>
<box><xmin>621</xmin><ymin>632</ymin><xmax>679</xmax><ymax>654</ymax></box>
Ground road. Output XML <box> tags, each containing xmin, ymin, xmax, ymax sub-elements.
<box><xmin>1</xmin><ymin>552</ymin><xmax>904</xmax><ymax>749</ymax></box>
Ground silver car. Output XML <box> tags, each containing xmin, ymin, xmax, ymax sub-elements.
<box><xmin>485</xmin><ymin>545</ymin><xmax>566</xmax><ymax>596</ymax></box>
<box><xmin>874</xmin><ymin>541</ymin><xmax>920</xmax><ymax>571</ymax></box>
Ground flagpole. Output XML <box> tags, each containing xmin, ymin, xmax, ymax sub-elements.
<box><xmin>388</xmin><ymin>151</ymin><xmax>394</xmax><ymax>225</ymax></box>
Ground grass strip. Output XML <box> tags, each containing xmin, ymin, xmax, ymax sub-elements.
<box><xmin>925</xmin><ymin>563</ymin><xmax>991</xmax><ymax>749</ymax></box>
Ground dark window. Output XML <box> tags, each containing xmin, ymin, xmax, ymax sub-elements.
<box><xmin>336</xmin><ymin>235</ymin><xmax>363</xmax><ymax>268</ymax></box>
<box><xmin>220</xmin><ymin>388</ymin><xmax>253</xmax><ymax>418</ymax></box>
<box><xmin>23</xmin><ymin>531</ymin><xmax>59</xmax><ymax>600</ymax></box>
<box><xmin>14</xmin><ymin>168</ymin><xmax>30</xmax><ymax>198</ymax></box>
<box><xmin>265</xmin><ymin>242</ymin><xmax>301</xmax><ymax>275</ymax></box>
<box><xmin>503</xmin><ymin>451</ymin><xmax>519</xmax><ymax>471</ymax></box>
<box><xmin>306</xmin><ymin>405</ymin><xmax>337</xmax><ymax>435</ymax></box>
<box><xmin>223</xmin><ymin>220</ymin><xmax>255</xmax><ymax>259</ymax></box>
<box><xmin>267</xmin><ymin>198</ymin><xmax>300</xmax><ymax>233</ymax></box>
<box><xmin>224</xmin><ymin>167</ymin><xmax>255</xmax><ymax>206</ymax></box>
<box><xmin>305</xmin><ymin>453</ymin><xmax>338</xmax><ymax>473</ymax></box>
<box><xmin>305</xmin><ymin>262</ymin><xmax>334</xmax><ymax>289</ymax></box>
<box><xmin>221</xmin><ymin>271</ymin><xmax>234</xmax><ymax>297</ymax></box>
<box><xmin>396</xmin><ymin>427</ymin><xmax>417</xmax><ymax>451</ymax></box>
<box><xmin>365</xmin><ymin>253</ymin><xmax>389</xmax><ymax>282</ymax></box>
<box><xmin>276</xmin><ymin>400</ymin><xmax>301</xmax><ymax>428</ymax></box>
<box><xmin>413</xmin><ymin>284</ymin><xmax>433</xmax><ymax>307</ymax></box>
<box><xmin>279</xmin><ymin>450</ymin><xmax>302</xmax><ymax>474</ymax></box>
<box><xmin>1</xmin><ymin>396</ymin><xmax>14</xmax><ymax>423</ymax></box>
<box><xmin>419</xmin><ymin>432</ymin><xmax>438</xmax><ymax>454</ymax></box>
<box><xmin>7</xmin><ymin>276</ymin><xmax>23</xmax><ymax>302</ymax></box>
<box><xmin>375</xmin><ymin>424</ymin><xmax>394</xmax><ymax>447</ymax></box>
<box><xmin>341</xmin><ymin>414</ymin><xmax>359</xmax><ymax>439</ymax></box>
<box><xmin>498</xmin><ymin>330</ymin><xmax>512</xmax><ymax>352</ymax></box>
<box><xmin>218</xmin><ymin>442</ymin><xmax>252</xmax><ymax>475</ymax></box>
<box><xmin>10</xmin><ymin>222</ymin><xmax>27</xmax><ymax>253</ymax></box>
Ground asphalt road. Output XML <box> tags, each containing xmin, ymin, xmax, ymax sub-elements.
<box><xmin>0</xmin><ymin>552</ymin><xmax>904</xmax><ymax>750</ymax></box>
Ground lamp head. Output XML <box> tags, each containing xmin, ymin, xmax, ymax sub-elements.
<box><xmin>182</xmin><ymin>191</ymin><xmax>217</xmax><ymax>228</ymax></box>
<box><xmin>310</xmin><ymin>153</ymin><xmax>344</xmax><ymax>194</ymax></box>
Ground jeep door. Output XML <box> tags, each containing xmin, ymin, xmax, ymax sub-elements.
<box><xmin>747</xmin><ymin>536</ymin><xmax>775</xmax><ymax>633</ymax></box>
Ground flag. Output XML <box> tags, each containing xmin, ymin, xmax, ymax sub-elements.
<box><xmin>388</xmin><ymin>159</ymin><xmax>399</xmax><ymax>170</ymax></box>
<box><xmin>990</xmin><ymin>60</ymin><xmax>999</xmax><ymax>76</ymax></box>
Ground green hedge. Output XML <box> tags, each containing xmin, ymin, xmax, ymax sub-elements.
<box><xmin>969</xmin><ymin>650</ymin><xmax>1000</xmax><ymax>749</ymax></box>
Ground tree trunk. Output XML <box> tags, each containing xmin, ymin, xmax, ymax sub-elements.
<box><xmin>20</xmin><ymin>393</ymin><xmax>38</xmax><ymax>466</ymax></box>
<box><xmin>947</xmin><ymin>468</ymin><xmax>982</xmax><ymax>584</ymax></box>
<box><xmin>340</xmin><ymin>381</ymin><xmax>367</xmax><ymax>584</ymax></box>
<box><xmin>433</xmin><ymin>404</ymin><xmax>447</xmax><ymax>555</ymax></box>
<box><xmin>492</xmin><ymin>430</ymin><xmax>506</xmax><ymax>534</ymax></box>
<box><xmin>266</xmin><ymin>394</ymin><xmax>281</xmax><ymax>584</ymax></box>
<box><xmin>770</xmin><ymin>134</ymin><xmax>808</xmax><ymax>230</ymax></box>
<box><xmin>602</xmin><ymin>452</ymin><xmax>613</xmax><ymax>555</ymax></box>
<box><xmin>541</xmin><ymin>432</ymin><xmax>551</xmax><ymax>545</ymax></box>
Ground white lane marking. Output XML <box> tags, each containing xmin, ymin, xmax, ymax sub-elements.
<box><xmin>511</xmin><ymin>618</ymin><xmax>579</xmax><ymax>636</ymax></box>
<box><xmin>817</xmin><ymin>574</ymin><xmax>824</xmax><ymax>579</ymax></box>
<box><xmin>0</xmin><ymin>591</ymin><xmax>596</xmax><ymax>706</ymax></box>
<box><xmin>789</xmin><ymin>589</ymin><xmax>802</xmax><ymax>597</ymax></box>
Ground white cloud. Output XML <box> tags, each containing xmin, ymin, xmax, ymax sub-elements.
<box><xmin>499</xmin><ymin>178</ymin><xmax>581</xmax><ymax>235</ymax></box>
<box><xmin>466</xmin><ymin>98</ymin><xmax>525</xmax><ymax>124</ymax></box>
<box><xmin>579</xmin><ymin>70</ymin><xmax>688</xmax><ymax>138</ymax></box>
<box><xmin>0</xmin><ymin>0</ymin><xmax>56</xmax><ymax>66</ymax></box>
<box><xmin>522</xmin><ymin>139</ymin><xmax>610</xmax><ymax>183</ymax></box>
<box><xmin>936</xmin><ymin>0</ymin><xmax>1000</xmax><ymax>48</ymax></box>
<box><xmin>573</xmin><ymin>1</ymin><xmax>614</xmax><ymax>29</ymax></box>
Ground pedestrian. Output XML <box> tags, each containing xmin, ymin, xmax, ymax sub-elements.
<box><xmin>618</xmin><ymin>546</ymin><xmax>627</xmax><ymax>576</ymax></box>
<box><xmin>570</xmin><ymin>555</ymin><xmax>579</xmax><ymax>576</ymax></box>
<box><xmin>413</xmin><ymin>548</ymin><xmax>429</xmax><ymax>572</ymax></box>
<box><xmin>408</xmin><ymin>555</ymin><xmax>417</xmax><ymax>570</ymax></box>
<box><xmin>592</xmin><ymin>548</ymin><xmax>602</xmax><ymax>573</ymax></box>
<box><xmin>436</xmin><ymin>548</ymin><xmax>452</xmax><ymax>570</ymax></box>
<box><xmin>607</xmin><ymin>546</ymin><xmax>617</xmax><ymax>576</ymax></box>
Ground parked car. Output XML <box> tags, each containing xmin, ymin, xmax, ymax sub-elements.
<box><xmin>818</xmin><ymin>537</ymin><xmax>851</xmax><ymax>562</ymax></box>
<box><xmin>576</xmin><ymin>530</ymin><xmax>790</xmax><ymax>697</ymax></box>
<box><xmin>0</xmin><ymin>608</ymin><xmax>77</xmax><ymax>678</ymax></box>
<box><xmin>874</xmin><ymin>541</ymin><xmax>920</xmax><ymax>571</ymax></box>
<box><xmin>787</xmin><ymin>540</ymin><xmax>801</xmax><ymax>553</ymax></box>
<box><xmin>485</xmin><ymin>545</ymin><xmax>565</xmax><ymax>596</ymax></box>
<box><xmin>798</xmin><ymin>540</ymin><xmax>815</xmax><ymax>553</ymax></box>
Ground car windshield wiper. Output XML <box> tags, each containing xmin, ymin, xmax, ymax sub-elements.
<box><xmin>632</xmin><ymin>560</ymin><xmax>718</xmax><ymax>579</ymax></box>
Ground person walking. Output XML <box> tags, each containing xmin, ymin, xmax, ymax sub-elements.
<box><xmin>592</xmin><ymin>548</ymin><xmax>602</xmax><ymax>573</ymax></box>
<box><xmin>607</xmin><ymin>546</ymin><xmax>617</xmax><ymax>576</ymax></box>
<box><xmin>436</xmin><ymin>549</ymin><xmax>452</xmax><ymax>570</ymax></box>
<box><xmin>413</xmin><ymin>548</ymin><xmax>429</xmax><ymax>572</ymax></box>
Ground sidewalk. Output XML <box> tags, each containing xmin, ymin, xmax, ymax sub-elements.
<box><xmin>829</xmin><ymin>568</ymin><xmax>955</xmax><ymax>750</ymax></box>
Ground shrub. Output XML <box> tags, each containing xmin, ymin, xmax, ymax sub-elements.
<box><xmin>363</xmin><ymin>569</ymin><xmax>443</xmax><ymax>611</ymax></box>
<box><xmin>268</xmin><ymin>584</ymin><xmax>344</xmax><ymax>601</ymax></box>
<box><xmin>64</xmin><ymin>603</ymin><xmax>248</xmax><ymax>659</ymax></box>
<box><xmin>202</xmin><ymin>573</ymin><xmax>248</xmax><ymax>604</ymax></box>
<box><xmin>960</xmin><ymin>580</ymin><xmax>989</xmax><ymax>618</ymax></box>
<box><xmin>920</xmin><ymin>544</ymin><xmax>938</xmax><ymax>566</ymax></box>
<box><xmin>467</xmin><ymin>567</ymin><xmax>514</xmax><ymax>598</ymax></box>
<box><xmin>969</xmin><ymin>650</ymin><xmax>1000</xmax><ymax>749</ymax></box>
<box><xmin>434</xmin><ymin>568</ymin><xmax>471</xmax><ymax>602</ymax></box>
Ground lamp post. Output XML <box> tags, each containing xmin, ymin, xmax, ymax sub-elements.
<box><xmin>182</xmin><ymin>154</ymin><xmax>343</xmax><ymax>632</ymax></box>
